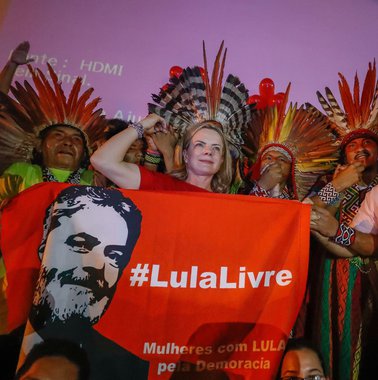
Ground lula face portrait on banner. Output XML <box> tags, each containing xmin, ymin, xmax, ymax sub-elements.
<box><xmin>35</xmin><ymin>199</ymin><xmax>130</xmax><ymax>324</ymax></box>
<box><xmin>20</xmin><ymin>186</ymin><xmax>149</xmax><ymax>380</ymax></box>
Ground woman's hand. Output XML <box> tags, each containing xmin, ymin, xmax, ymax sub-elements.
<box><xmin>152</xmin><ymin>127</ymin><xmax>178</xmax><ymax>155</ymax></box>
<box><xmin>139</xmin><ymin>114</ymin><xmax>167</xmax><ymax>135</ymax></box>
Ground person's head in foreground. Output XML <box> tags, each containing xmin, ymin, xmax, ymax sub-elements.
<box><xmin>15</xmin><ymin>338</ymin><xmax>90</xmax><ymax>380</ymax></box>
<box><xmin>278</xmin><ymin>337</ymin><xmax>329</xmax><ymax>380</ymax></box>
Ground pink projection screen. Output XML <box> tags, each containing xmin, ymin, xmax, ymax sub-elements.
<box><xmin>0</xmin><ymin>0</ymin><xmax>377</xmax><ymax>122</ymax></box>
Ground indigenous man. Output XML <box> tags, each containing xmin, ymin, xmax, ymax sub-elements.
<box><xmin>241</xmin><ymin>84</ymin><xmax>338</xmax><ymax>202</ymax></box>
<box><xmin>240</xmin><ymin>86</ymin><xmax>339</xmax><ymax>342</ymax></box>
<box><xmin>307</xmin><ymin>61</ymin><xmax>378</xmax><ymax>380</ymax></box>
<box><xmin>0</xmin><ymin>63</ymin><xmax>107</xmax><ymax>202</ymax></box>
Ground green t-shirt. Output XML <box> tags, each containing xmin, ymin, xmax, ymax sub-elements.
<box><xmin>0</xmin><ymin>162</ymin><xmax>94</xmax><ymax>202</ymax></box>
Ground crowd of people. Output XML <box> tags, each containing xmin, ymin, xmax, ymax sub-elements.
<box><xmin>0</xmin><ymin>40</ymin><xmax>377</xmax><ymax>379</ymax></box>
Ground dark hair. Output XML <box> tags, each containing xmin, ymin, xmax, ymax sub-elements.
<box><xmin>277</xmin><ymin>337</ymin><xmax>327</xmax><ymax>379</ymax></box>
<box><xmin>38</xmin><ymin>185</ymin><xmax>142</xmax><ymax>270</ymax></box>
<box><xmin>104</xmin><ymin>118</ymin><xmax>132</xmax><ymax>140</ymax></box>
<box><xmin>340</xmin><ymin>130</ymin><xmax>378</xmax><ymax>164</ymax></box>
<box><xmin>15</xmin><ymin>338</ymin><xmax>90</xmax><ymax>380</ymax></box>
<box><xmin>104</xmin><ymin>119</ymin><xmax>147</xmax><ymax>162</ymax></box>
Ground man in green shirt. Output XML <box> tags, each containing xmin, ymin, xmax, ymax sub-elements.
<box><xmin>0</xmin><ymin>63</ymin><xmax>107</xmax><ymax>204</ymax></box>
<box><xmin>0</xmin><ymin>125</ymin><xmax>96</xmax><ymax>203</ymax></box>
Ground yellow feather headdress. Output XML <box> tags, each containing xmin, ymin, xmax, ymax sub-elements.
<box><xmin>0</xmin><ymin>63</ymin><xmax>107</xmax><ymax>173</ymax></box>
<box><xmin>243</xmin><ymin>84</ymin><xmax>339</xmax><ymax>200</ymax></box>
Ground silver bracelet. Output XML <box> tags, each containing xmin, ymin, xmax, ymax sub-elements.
<box><xmin>130</xmin><ymin>122</ymin><xmax>144</xmax><ymax>139</ymax></box>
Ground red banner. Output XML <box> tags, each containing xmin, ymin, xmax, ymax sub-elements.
<box><xmin>1</xmin><ymin>183</ymin><xmax>310</xmax><ymax>379</ymax></box>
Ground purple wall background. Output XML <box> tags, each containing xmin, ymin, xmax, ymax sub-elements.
<box><xmin>1</xmin><ymin>0</ymin><xmax>377</xmax><ymax>121</ymax></box>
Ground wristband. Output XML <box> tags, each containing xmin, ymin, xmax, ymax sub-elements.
<box><xmin>146</xmin><ymin>149</ymin><xmax>161</xmax><ymax>156</ymax></box>
<box><xmin>332</xmin><ymin>223</ymin><xmax>356</xmax><ymax>247</ymax></box>
<box><xmin>318</xmin><ymin>182</ymin><xmax>340</xmax><ymax>205</ymax></box>
<box><xmin>130</xmin><ymin>122</ymin><xmax>144</xmax><ymax>139</ymax></box>
<box><xmin>145</xmin><ymin>150</ymin><xmax>161</xmax><ymax>165</ymax></box>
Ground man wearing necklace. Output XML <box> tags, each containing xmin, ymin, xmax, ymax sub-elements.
<box><xmin>305</xmin><ymin>62</ymin><xmax>378</xmax><ymax>380</ymax></box>
<box><xmin>0</xmin><ymin>63</ymin><xmax>106</xmax><ymax>204</ymax></box>
<box><xmin>0</xmin><ymin>124</ymin><xmax>93</xmax><ymax>203</ymax></box>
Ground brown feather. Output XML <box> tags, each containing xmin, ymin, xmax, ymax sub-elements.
<box><xmin>47</xmin><ymin>63</ymin><xmax>67</xmax><ymax>120</ymax></box>
<box><xmin>353</xmin><ymin>72</ymin><xmax>360</xmax><ymax>119</ymax></box>
<box><xmin>209</xmin><ymin>41</ymin><xmax>224</xmax><ymax>118</ymax></box>
<box><xmin>202</xmin><ymin>41</ymin><xmax>210</xmax><ymax>119</ymax></box>
<box><xmin>367</xmin><ymin>81</ymin><xmax>378</xmax><ymax>128</ymax></box>
<box><xmin>67</xmin><ymin>77</ymin><xmax>83</xmax><ymax>115</ymax></box>
<box><xmin>11</xmin><ymin>82</ymin><xmax>45</xmax><ymax>130</ymax></box>
<box><xmin>360</xmin><ymin>61</ymin><xmax>376</xmax><ymax>123</ymax></box>
<box><xmin>214</xmin><ymin>45</ymin><xmax>227</xmax><ymax>118</ymax></box>
<box><xmin>338</xmin><ymin>72</ymin><xmax>356</xmax><ymax>128</ymax></box>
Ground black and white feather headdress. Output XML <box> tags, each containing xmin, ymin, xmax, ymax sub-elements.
<box><xmin>148</xmin><ymin>41</ymin><xmax>254</xmax><ymax>154</ymax></box>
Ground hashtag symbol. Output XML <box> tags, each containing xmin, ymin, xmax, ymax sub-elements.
<box><xmin>129</xmin><ymin>263</ymin><xmax>150</xmax><ymax>286</ymax></box>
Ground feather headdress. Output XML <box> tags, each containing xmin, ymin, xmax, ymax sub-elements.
<box><xmin>148</xmin><ymin>41</ymin><xmax>253</xmax><ymax>155</ymax></box>
<box><xmin>243</xmin><ymin>84</ymin><xmax>339</xmax><ymax>201</ymax></box>
<box><xmin>314</xmin><ymin>60</ymin><xmax>378</xmax><ymax>148</ymax></box>
<box><xmin>0</xmin><ymin>63</ymin><xmax>107</xmax><ymax>173</ymax></box>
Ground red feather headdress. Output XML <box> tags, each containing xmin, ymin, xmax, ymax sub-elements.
<box><xmin>316</xmin><ymin>61</ymin><xmax>378</xmax><ymax>149</ymax></box>
<box><xmin>0</xmin><ymin>63</ymin><xmax>107</xmax><ymax>173</ymax></box>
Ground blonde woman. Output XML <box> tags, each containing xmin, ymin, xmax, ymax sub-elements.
<box><xmin>91</xmin><ymin>114</ymin><xmax>232</xmax><ymax>193</ymax></box>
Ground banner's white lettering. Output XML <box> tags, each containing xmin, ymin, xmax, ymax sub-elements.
<box><xmin>130</xmin><ymin>264</ymin><xmax>293</xmax><ymax>289</ymax></box>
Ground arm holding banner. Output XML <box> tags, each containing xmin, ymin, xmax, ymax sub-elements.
<box><xmin>91</xmin><ymin>114</ymin><xmax>166</xmax><ymax>189</ymax></box>
<box><xmin>310</xmin><ymin>205</ymin><xmax>378</xmax><ymax>258</ymax></box>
